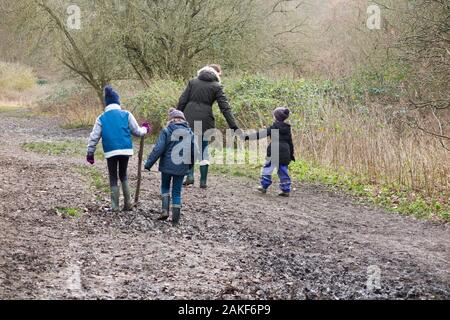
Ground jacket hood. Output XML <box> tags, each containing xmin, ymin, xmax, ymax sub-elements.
<box><xmin>197</xmin><ymin>66</ymin><xmax>220</xmax><ymax>83</ymax></box>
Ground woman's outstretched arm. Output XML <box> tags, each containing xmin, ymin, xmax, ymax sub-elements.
<box><xmin>216</xmin><ymin>85</ymin><xmax>238</xmax><ymax>130</ymax></box>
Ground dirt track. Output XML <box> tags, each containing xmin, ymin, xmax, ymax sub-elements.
<box><xmin>0</xmin><ymin>109</ymin><xmax>449</xmax><ymax>300</ymax></box>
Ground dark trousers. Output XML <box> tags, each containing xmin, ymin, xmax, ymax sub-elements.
<box><xmin>107</xmin><ymin>155</ymin><xmax>130</xmax><ymax>187</ymax></box>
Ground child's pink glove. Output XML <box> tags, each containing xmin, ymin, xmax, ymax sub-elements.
<box><xmin>86</xmin><ymin>153</ymin><xmax>95</xmax><ymax>165</ymax></box>
<box><xmin>142</xmin><ymin>122</ymin><xmax>152</xmax><ymax>135</ymax></box>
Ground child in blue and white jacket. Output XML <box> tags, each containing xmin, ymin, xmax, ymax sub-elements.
<box><xmin>87</xmin><ymin>85</ymin><xmax>151</xmax><ymax>212</ymax></box>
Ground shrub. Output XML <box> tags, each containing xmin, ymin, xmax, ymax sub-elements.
<box><xmin>38</xmin><ymin>85</ymin><xmax>102</xmax><ymax>129</ymax></box>
<box><xmin>125</xmin><ymin>79</ymin><xmax>184</xmax><ymax>132</ymax></box>
<box><xmin>0</xmin><ymin>61</ymin><xmax>36</xmax><ymax>92</ymax></box>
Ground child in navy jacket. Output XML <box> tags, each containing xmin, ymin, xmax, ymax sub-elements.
<box><xmin>145</xmin><ymin>108</ymin><xmax>195</xmax><ymax>226</ymax></box>
<box><xmin>243</xmin><ymin>107</ymin><xmax>295</xmax><ymax>197</ymax></box>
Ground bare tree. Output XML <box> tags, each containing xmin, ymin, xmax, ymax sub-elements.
<box><xmin>3</xmin><ymin>0</ymin><xmax>130</xmax><ymax>106</ymax></box>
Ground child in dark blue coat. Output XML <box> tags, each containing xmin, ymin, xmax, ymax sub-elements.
<box><xmin>243</xmin><ymin>107</ymin><xmax>295</xmax><ymax>197</ymax></box>
<box><xmin>145</xmin><ymin>108</ymin><xmax>195</xmax><ymax>226</ymax></box>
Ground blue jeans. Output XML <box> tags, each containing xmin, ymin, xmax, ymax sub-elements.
<box><xmin>161</xmin><ymin>173</ymin><xmax>185</xmax><ymax>207</ymax></box>
<box><xmin>261</xmin><ymin>161</ymin><xmax>291</xmax><ymax>193</ymax></box>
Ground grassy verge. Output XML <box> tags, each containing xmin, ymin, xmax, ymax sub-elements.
<box><xmin>289</xmin><ymin>160</ymin><xmax>449</xmax><ymax>222</ymax></box>
<box><xmin>74</xmin><ymin>165</ymin><xmax>109</xmax><ymax>194</ymax></box>
<box><xmin>209</xmin><ymin>148</ymin><xmax>449</xmax><ymax>222</ymax></box>
<box><xmin>0</xmin><ymin>104</ymin><xmax>21</xmax><ymax>112</ymax></box>
<box><xmin>0</xmin><ymin>104</ymin><xmax>32</xmax><ymax>118</ymax></box>
<box><xmin>22</xmin><ymin>140</ymin><xmax>104</xmax><ymax>159</ymax></box>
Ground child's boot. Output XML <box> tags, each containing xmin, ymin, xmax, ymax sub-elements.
<box><xmin>258</xmin><ymin>186</ymin><xmax>267</xmax><ymax>194</ymax></box>
<box><xmin>110</xmin><ymin>186</ymin><xmax>120</xmax><ymax>212</ymax></box>
<box><xmin>172</xmin><ymin>205</ymin><xmax>181</xmax><ymax>226</ymax></box>
<box><xmin>199</xmin><ymin>165</ymin><xmax>209</xmax><ymax>189</ymax></box>
<box><xmin>122</xmin><ymin>181</ymin><xmax>133</xmax><ymax>211</ymax></box>
<box><xmin>278</xmin><ymin>191</ymin><xmax>290</xmax><ymax>197</ymax></box>
<box><xmin>158</xmin><ymin>194</ymin><xmax>170</xmax><ymax>221</ymax></box>
<box><xmin>183</xmin><ymin>168</ymin><xmax>195</xmax><ymax>186</ymax></box>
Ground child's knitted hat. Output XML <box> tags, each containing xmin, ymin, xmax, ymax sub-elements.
<box><xmin>104</xmin><ymin>85</ymin><xmax>121</xmax><ymax>106</ymax></box>
<box><xmin>273</xmin><ymin>107</ymin><xmax>290</xmax><ymax>122</ymax></box>
<box><xmin>168</xmin><ymin>108</ymin><xmax>186</xmax><ymax>121</ymax></box>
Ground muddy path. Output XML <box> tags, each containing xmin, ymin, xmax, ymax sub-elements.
<box><xmin>0</xmin><ymin>109</ymin><xmax>449</xmax><ymax>300</ymax></box>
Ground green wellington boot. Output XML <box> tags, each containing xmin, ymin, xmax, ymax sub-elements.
<box><xmin>183</xmin><ymin>167</ymin><xmax>195</xmax><ymax>186</ymax></box>
<box><xmin>172</xmin><ymin>206</ymin><xmax>181</xmax><ymax>226</ymax></box>
<box><xmin>158</xmin><ymin>194</ymin><xmax>170</xmax><ymax>221</ymax></box>
<box><xmin>122</xmin><ymin>181</ymin><xmax>133</xmax><ymax>211</ymax></box>
<box><xmin>110</xmin><ymin>186</ymin><xmax>120</xmax><ymax>212</ymax></box>
<box><xmin>199</xmin><ymin>165</ymin><xmax>209</xmax><ymax>189</ymax></box>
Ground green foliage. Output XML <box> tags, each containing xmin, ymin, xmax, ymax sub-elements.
<box><xmin>335</xmin><ymin>62</ymin><xmax>410</xmax><ymax>102</ymax></box>
<box><xmin>37</xmin><ymin>79</ymin><xmax>48</xmax><ymax>86</ymax></box>
<box><xmin>126</xmin><ymin>79</ymin><xmax>184</xmax><ymax>132</ymax></box>
<box><xmin>128</xmin><ymin>75</ymin><xmax>337</xmax><ymax>131</ymax></box>
<box><xmin>22</xmin><ymin>140</ymin><xmax>104</xmax><ymax>160</ymax></box>
<box><xmin>55</xmin><ymin>207</ymin><xmax>81</xmax><ymax>218</ymax></box>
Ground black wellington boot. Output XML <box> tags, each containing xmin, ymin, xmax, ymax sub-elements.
<box><xmin>158</xmin><ymin>194</ymin><xmax>170</xmax><ymax>221</ymax></box>
<box><xmin>172</xmin><ymin>206</ymin><xmax>181</xmax><ymax>226</ymax></box>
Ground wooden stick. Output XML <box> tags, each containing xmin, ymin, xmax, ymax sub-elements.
<box><xmin>134</xmin><ymin>136</ymin><xmax>145</xmax><ymax>205</ymax></box>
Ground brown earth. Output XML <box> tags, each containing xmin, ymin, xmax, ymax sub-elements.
<box><xmin>0</xmin><ymin>108</ymin><xmax>449</xmax><ymax>300</ymax></box>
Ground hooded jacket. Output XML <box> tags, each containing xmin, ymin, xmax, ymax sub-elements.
<box><xmin>145</xmin><ymin>121</ymin><xmax>196</xmax><ymax>176</ymax></box>
<box><xmin>177</xmin><ymin>67</ymin><xmax>238</xmax><ymax>133</ymax></box>
<box><xmin>247</xmin><ymin>121</ymin><xmax>295</xmax><ymax>166</ymax></box>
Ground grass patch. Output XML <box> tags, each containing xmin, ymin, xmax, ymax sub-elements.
<box><xmin>0</xmin><ymin>104</ymin><xmax>22</xmax><ymax>112</ymax></box>
<box><xmin>22</xmin><ymin>140</ymin><xmax>104</xmax><ymax>159</ymax></box>
<box><xmin>0</xmin><ymin>104</ymin><xmax>32</xmax><ymax>118</ymax></box>
<box><xmin>74</xmin><ymin>165</ymin><xmax>109</xmax><ymax>194</ymax></box>
<box><xmin>55</xmin><ymin>206</ymin><xmax>82</xmax><ymax>218</ymax></box>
